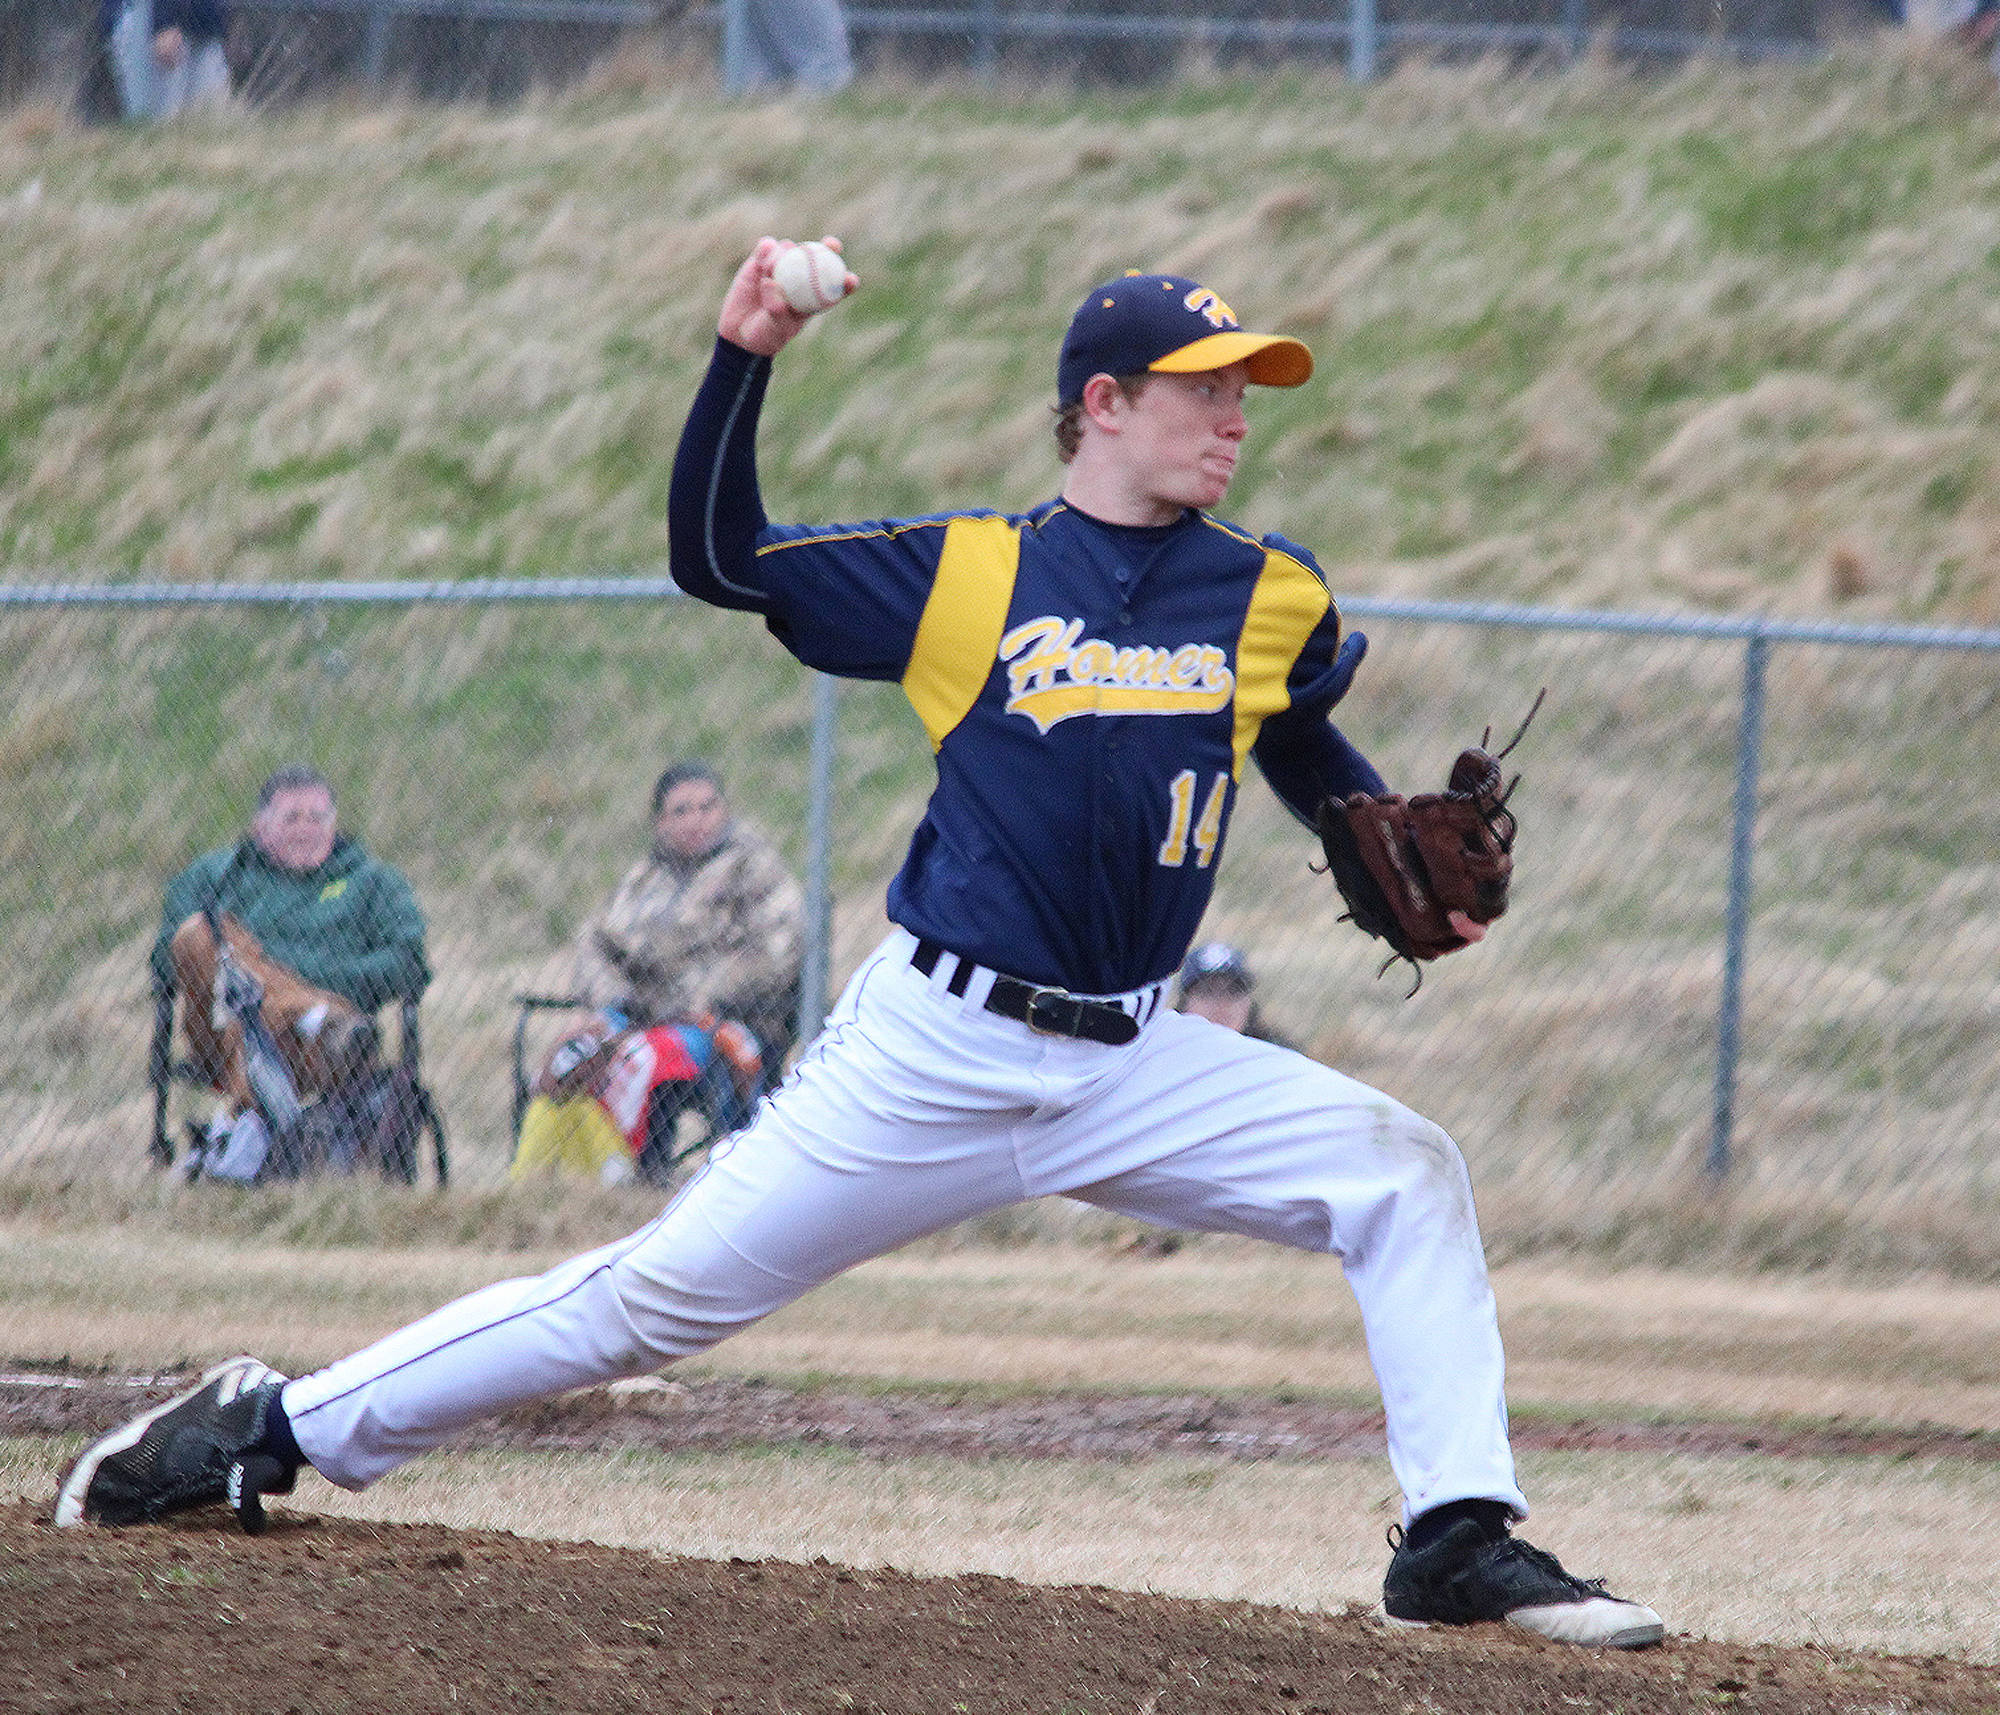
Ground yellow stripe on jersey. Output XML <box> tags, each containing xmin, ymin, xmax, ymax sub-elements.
<box><xmin>1230</xmin><ymin>548</ymin><xmax>1334</xmax><ymax>779</ymax></box>
<box><xmin>902</xmin><ymin>515</ymin><xmax>1023</xmax><ymax>750</ymax></box>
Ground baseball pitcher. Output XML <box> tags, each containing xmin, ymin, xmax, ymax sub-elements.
<box><xmin>60</xmin><ymin>242</ymin><xmax>1661</xmax><ymax>1651</ymax></box>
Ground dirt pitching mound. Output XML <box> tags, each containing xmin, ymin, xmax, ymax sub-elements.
<box><xmin>4</xmin><ymin>1502</ymin><xmax>1993</xmax><ymax>1715</ymax></box>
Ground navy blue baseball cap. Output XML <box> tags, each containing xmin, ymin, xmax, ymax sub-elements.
<box><xmin>1057</xmin><ymin>273</ymin><xmax>1313</xmax><ymax>406</ymax></box>
<box><xmin>1178</xmin><ymin>941</ymin><xmax>1254</xmax><ymax>993</ymax></box>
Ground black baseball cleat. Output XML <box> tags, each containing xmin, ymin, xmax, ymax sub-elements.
<box><xmin>55</xmin><ymin>1356</ymin><xmax>295</xmax><ymax>1531</ymax></box>
<box><xmin>1381</xmin><ymin>1520</ymin><xmax>1664</xmax><ymax>1649</ymax></box>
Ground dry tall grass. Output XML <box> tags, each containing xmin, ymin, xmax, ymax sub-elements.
<box><xmin>6</xmin><ymin>42</ymin><xmax>2000</xmax><ymax>619</ymax></box>
<box><xmin>5</xmin><ymin>43</ymin><xmax>1999</xmax><ymax>1267</ymax></box>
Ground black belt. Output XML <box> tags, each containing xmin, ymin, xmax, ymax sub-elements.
<box><xmin>911</xmin><ymin>940</ymin><xmax>1141</xmax><ymax>1047</ymax></box>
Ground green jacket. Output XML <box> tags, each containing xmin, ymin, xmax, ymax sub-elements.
<box><xmin>154</xmin><ymin>834</ymin><xmax>430</xmax><ymax>1012</ymax></box>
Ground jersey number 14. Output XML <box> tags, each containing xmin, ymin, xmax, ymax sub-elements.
<box><xmin>1158</xmin><ymin>770</ymin><xmax>1228</xmax><ymax>869</ymax></box>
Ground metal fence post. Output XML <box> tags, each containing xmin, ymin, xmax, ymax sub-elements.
<box><xmin>798</xmin><ymin>670</ymin><xmax>838</xmax><ymax>1048</ymax></box>
<box><xmin>1348</xmin><ymin>0</ymin><xmax>1377</xmax><ymax>81</ymax></box>
<box><xmin>969</xmin><ymin>0</ymin><xmax>998</xmax><ymax>79</ymax></box>
<box><xmin>719</xmin><ymin>0</ymin><xmax>748</xmax><ymax>94</ymax></box>
<box><xmin>1708</xmin><ymin>629</ymin><xmax>1769</xmax><ymax>1183</ymax></box>
<box><xmin>360</xmin><ymin>1</ymin><xmax>391</xmax><ymax>86</ymax></box>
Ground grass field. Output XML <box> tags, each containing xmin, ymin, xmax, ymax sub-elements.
<box><xmin>9</xmin><ymin>42</ymin><xmax>2000</xmax><ymax>618</ymax></box>
<box><xmin>9</xmin><ymin>46</ymin><xmax>2000</xmax><ymax>1663</ymax></box>
<box><xmin>7</xmin><ymin>42</ymin><xmax>2000</xmax><ymax>1261</ymax></box>
<box><xmin>10</xmin><ymin>1229</ymin><xmax>2000</xmax><ymax>1662</ymax></box>
<box><xmin>12</xmin><ymin>1221</ymin><xmax>2000</xmax><ymax>1427</ymax></box>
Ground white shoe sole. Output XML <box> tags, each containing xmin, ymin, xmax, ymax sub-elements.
<box><xmin>1509</xmin><ymin>1598</ymin><xmax>1665</xmax><ymax>1650</ymax></box>
<box><xmin>53</xmin><ymin>1356</ymin><xmax>275</xmax><ymax>1528</ymax></box>
<box><xmin>1375</xmin><ymin>1599</ymin><xmax>1665</xmax><ymax>1650</ymax></box>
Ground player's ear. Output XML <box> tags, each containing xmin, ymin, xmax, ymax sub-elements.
<box><xmin>1079</xmin><ymin>372</ymin><xmax>1131</xmax><ymax>431</ymax></box>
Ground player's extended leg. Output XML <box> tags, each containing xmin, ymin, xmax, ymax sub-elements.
<box><xmin>1039</xmin><ymin>1009</ymin><xmax>1519</xmax><ymax>1521</ymax></box>
<box><xmin>1039</xmin><ymin>1010</ymin><xmax>1660</xmax><ymax>1648</ymax></box>
<box><xmin>283</xmin><ymin>1059</ymin><xmax>1027</xmax><ymax>1490</ymax></box>
<box><xmin>59</xmin><ymin>935</ymin><xmax>1059</xmax><ymax>1522</ymax></box>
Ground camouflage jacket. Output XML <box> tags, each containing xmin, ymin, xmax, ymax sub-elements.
<box><xmin>572</xmin><ymin>820</ymin><xmax>805</xmax><ymax>1049</ymax></box>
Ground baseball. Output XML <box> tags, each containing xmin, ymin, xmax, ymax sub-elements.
<box><xmin>773</xmin><ymin>240</ymin><xmax>848</xmax><ymax>316</ymax></box>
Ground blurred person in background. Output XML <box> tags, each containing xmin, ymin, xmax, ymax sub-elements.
<box><xmin>1887</xmin><ymin>0</ymin><xmax>2000</xmax><ymax>76</ymax></box>
<box><xmin>511</xmin><ymin>761</ymin><xmax>804</xmax><ymax>1184</ymax></box>
<box><xmin>1952</xmin><ymin>0</ymin><xmax>2000</xmax><ymax>55</ymax></box>
<box><xmin>719</xmin><ymin>0</ymin><xmax>852</xmax><ymax>96</ymax></box>
<box><xmin>157</xmin><ymin>765</ymin><xmax>429</xmax><ymax>1181</ymax></box>
<box><xmin>88</xmin><ymin>0</ymin><xmax>232</xmax><ymax>123</ymax></box>
<box><xmin>1174</xmin><ymin>941</ymin><xmax>1297</xmax><ymax>1050</ymax></box>
<box><xmin>572</xmin><ymin>761</ymin><xmax>804</xmax><ymax>1070</ymax></box>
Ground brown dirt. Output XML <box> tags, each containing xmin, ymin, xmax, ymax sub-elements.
<box><xmin>9</xmin><ymin>1367</ymin><xmax>2000</xmax><ymax>1467</ymax></box>
<box><xmin>11</xmin><ymin>1369</ymin><xmax>2000</xmax><ymax>1713</ymax></box>
<box><xmin>9</xmin><ymin>1500</ymin><xmax>2000</xmax><ymax>1715</ymax></box>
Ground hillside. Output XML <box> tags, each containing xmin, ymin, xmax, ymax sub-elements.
<box><xmin>4</xmin><ymin>42</ymin><xmax>2000</xmax><ymax>620</ymax></box>
<box><xmin>4</xmin><ymin>45</ymin><xmax>1998</xmax><ymax>1245</ymax></box>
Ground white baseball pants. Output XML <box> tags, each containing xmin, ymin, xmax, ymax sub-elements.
<box><xmin>285</xmin><ymin>927</ymin><xmax>1527</xmax><ymax>1523</ymax></box>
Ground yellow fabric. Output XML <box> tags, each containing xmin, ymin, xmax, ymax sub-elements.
<box><xmin>510</xmin><ymin>1094</ymin><xmax>631</xmax><ymax>1180</ymax></box>
<box><xmin>1148</xmin><ymin>330</ymin><xmax>1312</xmax><ymax>387</ymax></box>
<box><xmin>1230</xmin><ymin>547</ymin><xmax>1334</xmax><ymax>779</ymax></box>
<box><xmin>902</xmin><ymin>515</ymin><xmax>1022</xmax><ymax>749</ymax></box>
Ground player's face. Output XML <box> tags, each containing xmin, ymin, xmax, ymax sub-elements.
<box><xmin>1118</xmin><ymin>365</ymin><xmax>1251</xmax><ymax>514</ymax></box>
<box><xmin>1180</xmin><ymin>981</ymin><xmax>1253</xmax><ymax>1033</ymax></box>
<box><xmin>655</xmin><ymin>780</ymin><xmax>729</xmax><ymax>860</ymax></box>
<box><xmin>252</xmin><ymin>787</ymin><xmax>337</xmax><ymax>873</ymax></box>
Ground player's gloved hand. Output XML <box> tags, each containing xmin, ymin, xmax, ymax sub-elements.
<box><xmin>1316</xmin><ymin>691</ymin><xmax>1543</xmax><ymax>994</ymax></box>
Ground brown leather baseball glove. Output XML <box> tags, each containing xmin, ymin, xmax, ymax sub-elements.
<box><xmin>1316</xmin><ymin>693</ymin><xmax>1541</xmax><ymax>992</ymax></box>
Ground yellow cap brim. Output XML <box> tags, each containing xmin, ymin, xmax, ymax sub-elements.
<box><xmin>1149</xmin><ymin>331</ymin><xmax>1313</xmax><ymax>387</ymax></box>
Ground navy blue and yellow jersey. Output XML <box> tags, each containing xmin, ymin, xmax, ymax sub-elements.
<box><xmin>670</xmin><ymin>339</ymin><xmax>1384</xmax><ymax>994</ymax></box>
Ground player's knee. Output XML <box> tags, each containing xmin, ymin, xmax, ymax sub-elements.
<box><xmin>607</xmin><ymin>1234</ymin><xmax>802</xmax><ymax>1363</ymax></box>
<box><xmin>1374</xmin><ymin>1100</ymin><xmax>1460</xmax><ymax>1166</ymax></box>
<box><xmin>1370</xmin><ymin>1104</ymin><xmax>1474</xmax><ymax>1209</ymax></box>
<box><xmin>169</xmin><ymin>913</ymin><xmax>219</xmax><ymax>976</ymax></box>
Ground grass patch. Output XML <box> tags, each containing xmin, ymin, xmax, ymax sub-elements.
<box><xmin>12</xmin><ymin>1215</ymin><xmax>2000</xmax><ymax>1431</ymax></box>
<box><xmin>5</xmin><ymin>48</ymin><xmax>2000</xmax><ymax>1253</ymax></box>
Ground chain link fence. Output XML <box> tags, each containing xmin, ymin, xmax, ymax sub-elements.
<box><xmin>3</xmin><ymin>584</ymin><xmax>1995</xmax><ymax>1233</ymax></box>
<box><xmin>2</xmin><ymin>0</ymin><xmax>1900</xmax><ymax>110</ymax></box>
<box><xmin>1200</xmin><ymin>602</ymin><xmax>2000</xmax><ymax>1228</ymax></box>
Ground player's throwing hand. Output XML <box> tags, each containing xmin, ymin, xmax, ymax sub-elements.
<box><xmin>718</xmin><ymin>235</ymin><xmax>857</xmax><ymax>358</ymax></box>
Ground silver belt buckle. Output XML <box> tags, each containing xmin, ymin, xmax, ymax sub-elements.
<box><xmin>1023</xmin><ymin>986</ymin><xmax>1072</xmax><ymax>1036</ymax></box>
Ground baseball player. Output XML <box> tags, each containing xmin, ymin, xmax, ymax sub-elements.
<box><xmin>57</xmin><ymin>243</ymin><xmax>1662</xmax><ymax>1651</ymax></box>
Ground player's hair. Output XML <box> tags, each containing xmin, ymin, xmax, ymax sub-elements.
<box><xmin>256</xmin><ymin>764</ymin><xmax>333</xmax><ymax>810</ymax></box>
<box><xmin>1052</xmin><ymin>372</ymin><xmax>1153</xmax><ymax>462</ymax></box>
<box><xmin>651</xmin><ymin>761</ymin><xmax>724</xmax><ymax>816</ymax></box>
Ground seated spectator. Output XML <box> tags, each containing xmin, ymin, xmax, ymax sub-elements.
<box><xmin>511</xmin><ymin>762</ymin><xmax>805</xmax><ymax>1184</ymax></box>
<box><xmin>1954</xmin><ymin>0</ymin><xmax>2000</xmax><ymax>52</ymax></box>
<box><xmin>91</xmin><ymin>0</ymin><xmax>232</xmax><ymax>123</ymax></box>
<box><xmin>1174</xmin><ymin>942</ymin><xmax>1296</xmax><ymax>1050</ymax></box>
<box><xmin>156</xmin><ymin>765</ymin><xmax>430</xmax><ymax>1181</ymax></box>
